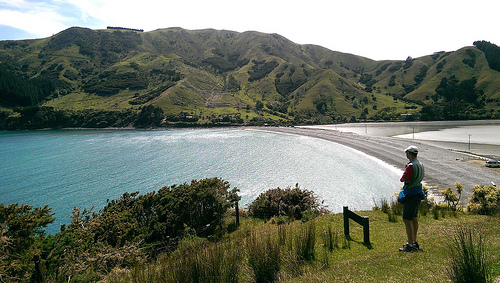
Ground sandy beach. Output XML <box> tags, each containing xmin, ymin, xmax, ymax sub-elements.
<box><xmin>257</xmin><ymin>126</ymin><xmax>500</xmax><ymax>202</ymax></box>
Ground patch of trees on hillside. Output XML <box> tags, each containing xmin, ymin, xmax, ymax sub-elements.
<box><xmin>414</xmin><ymin>65</ymin><xmax>428</xmax><ymax>85</ymax></box>
<box><xmin>274</xmin><ymin>65</ymin><xmax>308</xmax><ymax>96</ymax></box>
<box><xmin>202</xmin><ymin>57</ymin><xmax>237</xmax><ymax>72</ymax></box>
<box><xmin>420</xmin><ymin>76</ymin><xmax>488</xmax><ymax>120</ymax></box>
<box><xmin>134</xmin><ymin>105</ymin><xmax>164</xmax><ymax>128</ymax></box>
<box><xmin>359</xmin><ymin>73</ymin><xmax>376</xmax><ymax>92</ymax></box>
<box><xmin>224</xmin><ymin>74</ymin><xmax>241</xmax><ymax>92</ymax></box>
<box><xmin>435</xmin><ymin>76</ymin><xmax>481</xmax><ymax>104</ymax></box>
<box><xmin>0</xmin><ymin>106</ymin><xmax>139</xmax><ymax>130</ymax></box>
<box><xmin>107</xmin><ymin>26</ymin><xmax>144</xmax><ymax>32</ymax></box>
<box><xmin>0</xmin><ymin>65</ymin><xmax>56</xmax><ymax>106</ymax></box>
<box><xmin>45</xmin><ymin>27</ymin><xmax>142</xmax><ymax>67</ymax></box>
<box><xmin>248</xmin><ymin>59</ymin><xmax>279</xmax><ymax>82</ymax></box>
<box><xmin>474</xmin><ymin>40</ymin><xmax>500</xmax><ymax>72</ymax></box>
<box><xmin>462</xmin><ymin>48</ymin><xmax>477</xmax><ymax>68</ymax></box>
<box><xmin>129</xmin><ymin>69</ymin><xmax>183</xmax><ymax>105</ymax></box>
<box><xmin>83</xmin><ymin>71</ymin><xmax>149</xmax><ymax>96</ymax></box>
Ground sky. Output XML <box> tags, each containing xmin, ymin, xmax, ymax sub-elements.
<box><xmin>0</xmin><ymin>0</ymin><xmax>498</xmax><ymax>61</ymax></box>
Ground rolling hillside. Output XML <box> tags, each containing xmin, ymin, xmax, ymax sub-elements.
<box><xmin>1</xmin><ymin>27</ymin><xmax>499</xmax><ymax>128</ymax></box>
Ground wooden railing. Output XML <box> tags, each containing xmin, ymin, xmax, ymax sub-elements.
<box><xmin>343</xmin><ymin>206</ymin><xmax>370</xmax><ymax>244</ymax></box>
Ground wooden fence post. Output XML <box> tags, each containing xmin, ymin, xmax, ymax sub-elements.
<box><xmin>343</xmin><ymin>206</ymin><xmax>350</xmax><ymax>239</ymax></box>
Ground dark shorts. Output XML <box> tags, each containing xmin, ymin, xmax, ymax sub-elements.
<box><xmin>402</xmin><ymin>197</ymin><xmax>421</xmax><ymax>220</ymax></box>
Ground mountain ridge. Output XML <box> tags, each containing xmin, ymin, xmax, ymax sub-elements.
<box><xmin>0</xmin><ymin>26</ymin><xmax>499</xmax><ymax>128</ymax></box>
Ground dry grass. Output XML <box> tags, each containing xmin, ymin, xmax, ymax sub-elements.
<box><xmin>464</xmin><ymin>158</ymin><xmax>500</xmax><ymax>173</ymax></box>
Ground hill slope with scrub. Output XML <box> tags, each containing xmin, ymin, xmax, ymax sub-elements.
<box><xmin>1</xmin><ymin>27</ymin><xmax>500</xmax><ymax>128</ymax></box>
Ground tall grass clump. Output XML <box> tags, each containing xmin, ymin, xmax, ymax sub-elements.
<box><xmin>373</xmin><ymin>198</ymin><xmax>400</xmax><ymax>222</ymax></box>
<box><xmin>322</xmin><ymin>224</ymin><xmax>338</xmax><ymax>252</ymax></box>
<box><xmin>390</xmin><ymin>199</ymin><xmax>403</xmax><ymax>216</ymax></box>
<box><xmin>446</xmin><ymin>227</ymin><xmax>491</xmax><ymax>283</ymax></box>
<box><xmin>278</xmin><ymin>224</ymin><xmax>288</xmax><ymax>246</ymax></box>
<box><xmin>295</xmin><ymin>220</ymin><xmax>316</xmax><ymax>262</ymax></box>
<box><xmin>247</xmin><ymin>232</ymin><xmax>281</xmax><ymax>283</ymax></box>
<box><xmin>375</xmin><ymin>185</ymin><xmax>435</xmax><ymax>221</ymax></box>
<box><xmin>418</xmin><ymin>185</ymin><xmax>435</xmax><ymax>216</ymax></box>
<box><xmin>432</xmin><ymin>203</ymin><xmax>441</xmax><ymax>219</ymax></box>
<box><xmin>123</xmin><ymin>237</ymin><xmax>241</xmax><ymax>283</ymax></box>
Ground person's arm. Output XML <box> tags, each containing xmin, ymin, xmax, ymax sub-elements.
<box><xmin>400</xmin><ymin>165</ymin><xmax>414</xmax><ymax>183</ymax></box>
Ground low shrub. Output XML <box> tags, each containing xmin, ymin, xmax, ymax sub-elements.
<box><xmin>248</xmin><ymin>185</ymin><xmax>324</xmax><ymax>220</ymax></box>
<box><xmin>467</xmin><ymin>185</ymin><xmax>500</xmax><ymax>215</ymax></box>
<box><xmin>440</xmin><ymin>182</ymin><xmax>463</xmax><ymax>210</ymax></box>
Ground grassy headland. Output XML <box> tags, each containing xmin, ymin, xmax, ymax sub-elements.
<box><xmin>107</xmin><ymin>209</ymin><xmax>500</xmax><ymax>282</ymax></box>
<box><xmin>2</xmin><ymin>177</ymin><xmax>500</xmax><ymax>282</ymax></box>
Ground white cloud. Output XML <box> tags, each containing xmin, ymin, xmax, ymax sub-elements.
<box><xmin>0</xmin><ymin>0</ymin><xmax>499</xmax><ymax>60</ymax></box>
<box><xmin>0</xmin><ymin>9</ymin><xmax>67</xmax><ymax>37</ymax></box>
<box><xmin>0</xmin><ymin>0</ymin><xmax>27</xmax><ymax>8</ymax></box>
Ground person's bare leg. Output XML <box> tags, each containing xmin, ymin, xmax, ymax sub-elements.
<box><xmin>411</xmin><ymin>218</ymin><xmax>418</xmax><ymax>243</ymax></box>
<box><xmin>403</xmin><ymin>219</ymin><xmax>413</xmax><ymax>244</ymax></box>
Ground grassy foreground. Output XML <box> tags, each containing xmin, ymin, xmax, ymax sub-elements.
<box><xmin>107</xmin><ymin>209</ymin><xmax>500</xmax><ymax>282</ymax></box>
<box><xmin>288</xmin><ymin>211</ymin><xmax>499</xmax><ymax>282</ymax></box>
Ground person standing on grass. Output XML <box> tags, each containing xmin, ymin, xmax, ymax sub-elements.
<box><xmin>398</xmin><ymin>145</ymin><xmax>425</xmax><ymax>252</ymax></box>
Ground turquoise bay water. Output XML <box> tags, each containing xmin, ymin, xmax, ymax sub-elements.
<box><xmin>0</xmin><ymin>128</ymin><xmax>402</xmax><ymax>234</ymax></box>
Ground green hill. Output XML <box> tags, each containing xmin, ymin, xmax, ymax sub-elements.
<box><xmin>1</xmin><ymin>27</ymin><xmax>499</xmax><ymax>128</ymax></box>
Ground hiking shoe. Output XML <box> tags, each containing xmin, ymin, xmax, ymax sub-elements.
<box><xmin>413</xmin><ymin>241</ymin><xmax>420</xmax><ymax>251</ymax></box>
<box><xmin>398</xmin><ymin>243</ymin><xmax>417</xmax><ymax>252</ymax></box>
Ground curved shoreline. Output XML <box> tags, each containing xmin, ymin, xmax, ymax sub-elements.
<box><xmin>255</xmin><ymin>126</ymin><xmax>500</xmax><ymax>202</ymax></box>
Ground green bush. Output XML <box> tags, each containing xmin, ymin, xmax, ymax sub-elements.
<box><xmin>467</xmin><ymin>185</ymin><xmax>500</xmax><ymax>215</ymax></box>
<box><xmin>36</xmin><ymin>178</ymin><xmax>238</xmax><ymax>281</ymax></box>
<box><xmin>440</xmin><ymin>182</ymin><xmax>463</xmax><ymax>211</ymax></box>
<box><xmin>248</xmin><ymin>185</ymin><xmax>323</xmax><ymax>220</ymax></box>
<box><xmin>0</xmin><ymin>204</ymin><xmax>54</xmax><ymax>281</ymax></box>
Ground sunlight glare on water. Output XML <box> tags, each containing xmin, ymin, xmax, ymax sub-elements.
<box><xmin>0</xmin><ymin>129</ymin><xmax>402</xmax><ymax>234</ymax></box>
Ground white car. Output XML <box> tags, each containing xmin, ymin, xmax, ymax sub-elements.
<box><xmin>485</xmin><ymin>160</ymin><xmax>500</xmax><ymax>168</ymax></box>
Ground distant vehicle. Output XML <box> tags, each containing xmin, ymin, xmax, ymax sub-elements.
<box><xmin>485</xmin><ymin>160</ymin><xmax>500</xmax><ymax>168</ymax></box>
